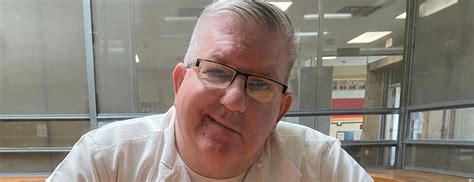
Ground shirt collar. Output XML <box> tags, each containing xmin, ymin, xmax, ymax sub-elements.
<box><xmin>159</xmin><ymin>106</ymin><xmax>179</xmax><ymax>170</ymax></box>
<box><xmin>158</xmin><ymin>106</ymin><xmax>192</xmax><ymax>181</ymax></box>
<box><xmin>244</xmin><ymin>132</ymin><xmax>302</xmax><ymax>181</ymax></box>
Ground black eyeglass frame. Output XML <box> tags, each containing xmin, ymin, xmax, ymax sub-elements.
<box><xmin>194</xmin><ymin>58</ymin><xmax>288</xmax><ymax>93</ymax></box>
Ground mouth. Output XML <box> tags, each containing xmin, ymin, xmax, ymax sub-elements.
<box><xmin>205</xmin><ymin>115</ymin><xmax>241</xmax><ymax>136</ymax></box>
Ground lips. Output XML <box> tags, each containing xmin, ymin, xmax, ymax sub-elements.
<box><xmin>205</xmin><ymin>115</ymin><xmax>240</xmax><ymax>135</ymax></box>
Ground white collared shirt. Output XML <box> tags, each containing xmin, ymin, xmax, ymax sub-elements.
<box><xmin>47</xmin><ymin>106</ymin><xmax>373</xmax><ymax>182</ymax></box>
<box><xmin>183</xmin><ymin>155</ymin><xmax>247</xmax><ymax>182</ymax></box>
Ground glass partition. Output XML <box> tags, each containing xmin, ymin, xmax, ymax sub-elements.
<box><xmin>92</xmin><ymin>0</ymin><xmax>209</xmax><ymax>113</ymax></box>
<box><xmin>343</xmin><ymin>146</ymin><xmax>396</xmax><ymax>168</ymax></box>
<box><xmin>92</xmin><ymin>0</ymin><xmax>408</xmax><ymax>113</ymax></box>
<box><xmin>288</xmin><ymin>0</ymin><xmax>407</xmax><ymax>110</ymax></box>
<box><xmin>404</xmin><ymin>0</ymin><xmax>474</xmax><ymax>177</ymax></box>
<box><xmin>405</xmin><ymin>145</ymin><xmax>474</xmax><ymax>175</ymax></box>
<box><xmin>409</xmin><ymin>107</ymin><xmax>474</xmax><ymax>141</ymax></box>
<box><xmin>0</xmin><ymin>0</ymin><xmax>88</xmax><ymax>114</ymax></box>
<box><xmin>283</xmin><ymin>114</ymin><xmax>399</xmax><ymax>140</ymax></box>
<box><xmin>286</xmin><ymin>0</ymin><xmax>320</xmax><ymax>111</ymax></box>
<box><xmin>410</xmin><ymin>0</ymin><xmax>474</xmax><ymax>105</ymax></box>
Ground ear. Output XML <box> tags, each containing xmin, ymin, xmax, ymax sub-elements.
<box><xmin>276</xmin><ymin>92</ymin><xmax>293</xmax><ymax>124</ymax></box>
<box><xmin>173</xmin><ymin>63</ymin><xmax>187</xmax><ymax>95</ymax></box>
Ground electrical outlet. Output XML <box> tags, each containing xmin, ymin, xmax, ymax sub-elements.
<box><xmin>36</xmin><ymin>124</ymin><xmax>48</xmax><ymax>137</ymax></box>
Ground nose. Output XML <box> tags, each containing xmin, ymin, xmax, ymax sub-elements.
<box><xmin>220</xmin><ymin>75</ymin><xmax>247</xmax><ymax>113</ymax></box>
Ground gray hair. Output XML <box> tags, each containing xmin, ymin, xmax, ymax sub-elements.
<box><xmin>183</xmin><ymin>0</ymin><xmax>296</xmax><ymax>82</ymax></box>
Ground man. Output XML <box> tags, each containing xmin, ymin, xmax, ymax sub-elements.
<box><xmin>48</xmin><ymin>1</ymin><xmax>373</xmax><ymax>181</ymax></box>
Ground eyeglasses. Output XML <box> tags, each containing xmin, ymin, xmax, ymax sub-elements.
<box><xmin>192</xmin><ymin>58</ymin><xmax>288</xmax><ymax>102</ymax></box>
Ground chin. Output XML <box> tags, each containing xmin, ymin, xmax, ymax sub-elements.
<box><xmin>198</xmin><ymin>136</ymin><xmax>240</xmax><ymax>164</ymax></box>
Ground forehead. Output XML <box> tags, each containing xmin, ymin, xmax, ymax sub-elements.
<box><xmin>194</xmin><ymin>14</ymin><xmax>287</xmax><ymax>79</ymax></box>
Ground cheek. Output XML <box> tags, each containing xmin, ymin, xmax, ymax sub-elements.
<box><xmin>174</xmin><ymin>75</ymin><xmax>204</xmax><ymax>108</ymax></box>
<box><xmin>174</xmin><ymin>77</ymin><xmax>221</xmax><ymax>124</ymax></box>
<box><xmin>244</xmin><ymin>103</ymin><xmax>281</xmax><ymax>140</ymax></box>
<box><xmin>174</xmin><ymin>78</ymin><xmax>201</xmax><ymax>125</ymax></box>
<box><xmin>174</xmin><ymin>80</ymin><xmax>212</xmax><ymax>143</ymax></box>
<box><xmin>255</xmin><ymin>102</ymin><xmax>281</xmax><ymax>122</ymax></box>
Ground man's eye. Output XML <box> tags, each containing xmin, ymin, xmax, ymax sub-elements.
<box><xmin>202</xmin><ymin>68</ymin><xmax>231</xmax><ymax>77</ymax></box>
<box><xmin>247</xmin><ymin>80</ymin><xmax>271</xmax><ymax>90</ymax></box>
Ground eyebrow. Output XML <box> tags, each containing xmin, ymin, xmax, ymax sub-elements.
<box><xmin>209</xmin><ymin>57</ymin><xmax>275</xmax><ymax>78</ymax></box>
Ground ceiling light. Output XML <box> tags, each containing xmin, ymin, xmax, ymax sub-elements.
<box><xmin>304</xmin><ymin>13</ymin><xmax>352</xmax><ymax>20</ymax></box>
<box><xmin>295</xmin><ymin>31</ymin><xmax>329</xmax><ymax>37</ymax></box>
<box><xmin>419</xmin><ymin>0</ymin><xmax>458</xmax><ymax>17</ymax></box>
<box><xmin>268</xmin><ymin>2</ymin><xmax>292</xmax><ymax>11</ymax></box>
<box><xmin>347</xmin><ymin>31</ymin><xmax>392</xmax><ymax>44</ymax></box>
<box><xmin>322</xmin><ymin>56</ymin><xmax>337</xmax><ymax>60</ymax></box>
<box><xmin>164</xmin><ymin>16</ymin><xmax>198</xmax><ymax>22</ymax></box>
<box><xmin>135</xmin><ymin>54</ymin><xmax>140</xmax><ymax>63</ymax></box>
<box><xmin>385</xmin><ymin>37</ymin><xmax>393</xmax><ymax>48</ymax></box>
<box><xmin>395</xmin><ymin>12</ymin><xmax>406</xmax><ymax>19</ymax></box>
